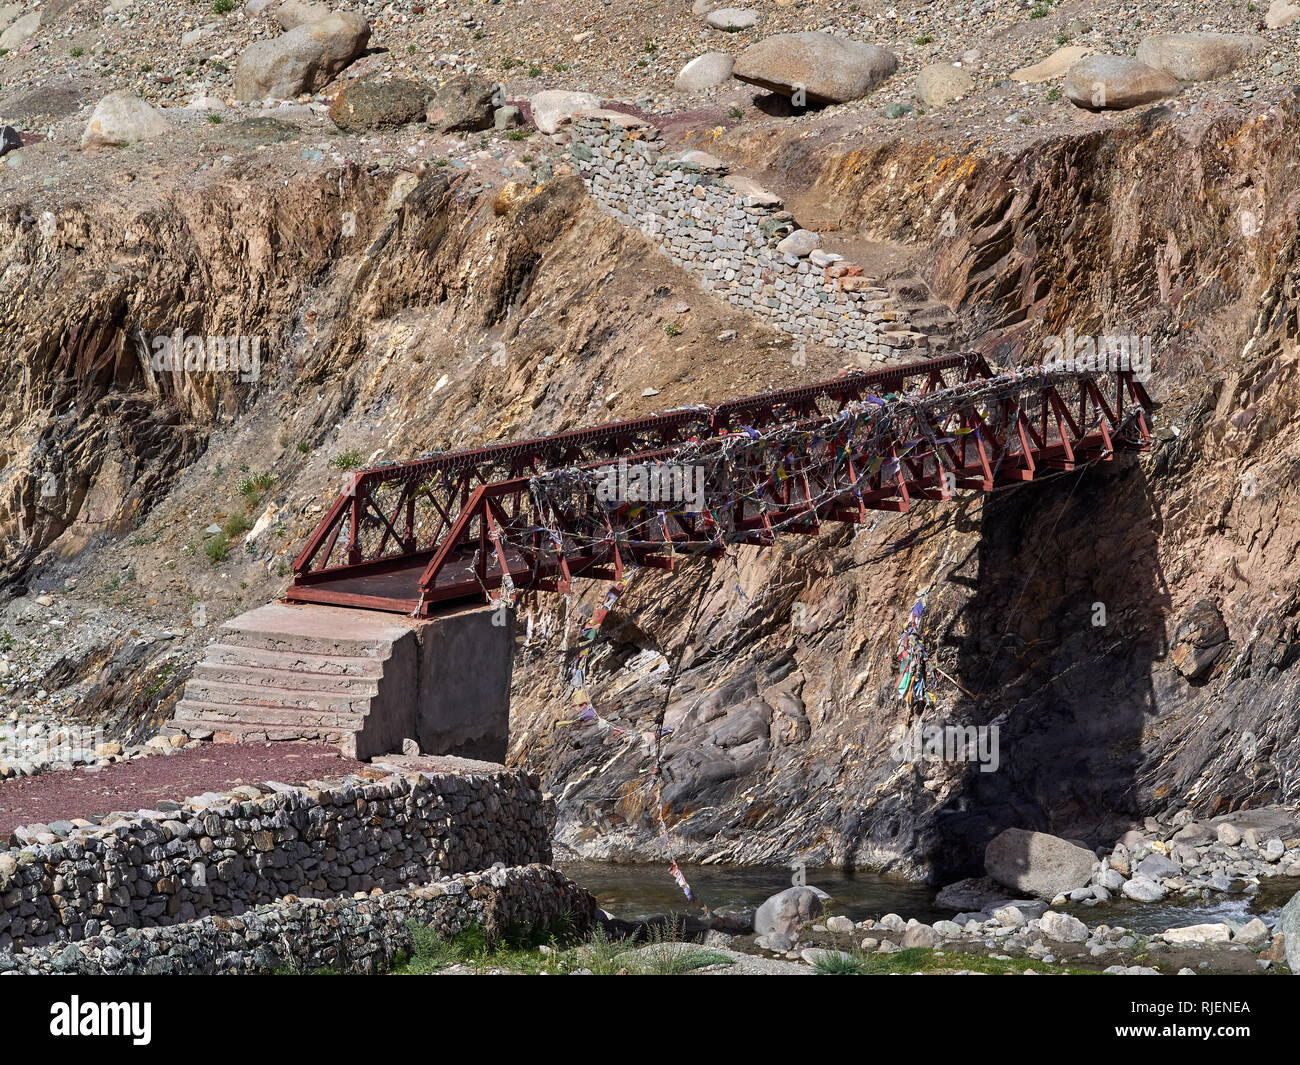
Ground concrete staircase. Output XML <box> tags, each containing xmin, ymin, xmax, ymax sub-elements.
<box><xmin>169</xmin><ymin>603</ymin><xmax>418</xmax><ymax>759</ymax></box>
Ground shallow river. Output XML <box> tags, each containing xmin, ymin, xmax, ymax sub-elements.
<box><xmin>560</xmin><ymin>860</ymin><xmax>1299</xmax><ymax>933</ymax></box>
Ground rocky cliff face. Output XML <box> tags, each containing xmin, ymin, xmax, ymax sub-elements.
<box><xmin>511</xmin><ymin>99</ymin><xmax>1300</xmax><ymax>881</ymax></box>
<box><xmin>4</xmin><ymin>98</ymin><xmax>1300</xmax><ymax>884</ymax></box>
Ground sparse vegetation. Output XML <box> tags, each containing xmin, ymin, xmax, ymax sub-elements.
<box><xmin>205</xmin><ymin>532</ymin><xmax>229</xmax><ymax>565</ymax></box>
<box><xmin>331</xmin><ymin>449</ymin><xmax>364</xmax><ymax>471</ymax></box>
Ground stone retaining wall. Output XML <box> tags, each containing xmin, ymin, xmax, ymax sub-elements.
<box><xmin>0</xmin><ymin>765</ymin><xmax>550</xmax><ymax>953</ymax></box>
<box><xmin>569</xmin><ymin>112</ymin><xmax>924</xmax><ymax>362</ymax></box>
<box><xmin>1</xmin><ymin>865</ymin><xmax>596</xmax><ymax>974</ymax></box>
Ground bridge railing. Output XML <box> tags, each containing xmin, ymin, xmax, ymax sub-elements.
<box><xmin>287</xmin><ymin>353</ymin><xmax>1153</xmax><ymax>612</ymax></box>
<box><xmin>289</xmin><ymin>353</ymin><xmax>987</xmax><ymax>585</ymax></box>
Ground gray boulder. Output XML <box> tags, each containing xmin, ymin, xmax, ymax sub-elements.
<box><xmin>675</xmin><ymin>52</ymin><xmax>735</xmax><ymax>91</ymax></box>
<box><xmin>1282</xmin><ymin>889</ymin><xmax>1300</xmax><ymax>974</ymax></box>
<box><xmin>529</xmin><ymin>89</ymin><xmax>600</xmax><ymax>134</ymax></box>
<box><xmin>915</xmin><ymin>62</ymin><xmax>973</xmax><ymax>107</ymax></box>
<box><xmin>0</xmin><ymin>10</ymin><xmax>37</xmax><ymax>51</ymax></box>
<box><xmin>275</xmin><ymin>0</ymin><xmax>332</xmax><ymax>29</ymax></box>
<box><xmin>1040</xmin><ymin>910</ymin><xmax>1089</xmax><ymax>943</ymax></box>
<box><xmin>233</xmin><ymin>12</ymin><xmax>370</xmax><ymax>101</ymax></box>
<box><xmin>754</xmin><ymin>886</ymin><xmax>823</xmax><ymax>940</ymax></box>
<box><xmin>1064</xmin><ymin>55</ymin><xmax>1180</xmax><ymax>111</ymax></box>
<box><xmin>1136</xmin><ymin>32</ymin><xmax>1266</xmax><ymax>83</ymax></box>
<box><xmin>81</xmin><ymin>92</ymin><xmax>172</xmax><ymax>148</ymax></box>
<box><xmin>1121</xmin><ymin>876</ymin><xmax>1167</xmax><ymax>902</ymax></box>
<box><xmin>984</xmin><ymin>827</ymin><xmax>1096</xmax><ymax>900</ymax></box>
<box><xmin>1135</xmin><ymin>852</ymin><xmax>1180</xmax><ymax>880</ymax></box>
<box><xmin>901</xmin><ymin>921</ymin><xmax>939</xmax><ymax>948</ymax></box>
<box><xmin>706</xmin><ymin>8</ymin><xmax>757</xmax><ymax>30</ymax></box>
<box><xmin>733</xmin><ymin>31</ymin><xmax>897</xmax><ymax>105</ymax></box>
<box><xmin>776</xmin><ymin>229</ymin><xmax>820</xmax><ymax>257</ymax></box>
<box><xmin>425</xmin><ymin>75</ymin><xmax>496</xmax><ymax>132</ymax></box>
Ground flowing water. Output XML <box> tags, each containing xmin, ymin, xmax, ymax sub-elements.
<box><xmin>560</xmin><ymin>860</ymin><xmax>1300</xmax><ymax>934</ymax></box>
<box><xmin>559</xmin><ymin>860</ymin><xmax>947</xmax><ymax>923</ymax></box>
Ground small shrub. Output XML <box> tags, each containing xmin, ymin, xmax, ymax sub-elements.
<box><xmin>223</xmin><ymin>511</ymin><xmax>252</xmax><ymax>538</ymax></box>
<box><xmin>331</xmin><ymin>448</ymin><xmax>364</xmax><ymax>470</ymax></box>
<box><xmin>205</xmin><ymin>533</ymin><xmax>229</xmax><ymax>564</ymax></box>
<box><xmin>212</xmin><ymin>0</ymin><xmax>236</xmax><ymax>13</ymax></box>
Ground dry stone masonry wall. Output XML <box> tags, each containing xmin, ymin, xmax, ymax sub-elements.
<box><xmin>0</xmin><ymin>766</ymin><xmax>550</xmax><ymax>954</ymax></box>
<box><xmin>2</xmin><ymin>865</ymin><xmax>596</xmax><ymax>975</ymax></box>
<box><xmin>569</xmin><ymin>112</ymin><xmax>928</xmax><ymax>362</ymax></box>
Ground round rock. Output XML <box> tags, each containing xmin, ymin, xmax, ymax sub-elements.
<box><xmin>674</xmin><ymin>52</ymin><xmax>735</xmax><ymax>91</ymax></box>
<box><xmin>1064</xmin><ymin>55</ymin><xmax>1180</xmax><ymax>111</ymax></box>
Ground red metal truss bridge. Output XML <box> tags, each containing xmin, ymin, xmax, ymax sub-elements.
<box><xmin>285</xmin><ymin>351</ymin><xmax>1154</xmax><ymax>616</ymax></box>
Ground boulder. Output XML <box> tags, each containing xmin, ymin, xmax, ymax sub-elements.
<box><xmin>0</xmin><ymin>124</ymin><xmax>20</xmax><ymax>156</ymax></box>
<box><xmin>675</xmin><ymin>52</ymin><xmax>735</xmax><ymax>91</ymax></box>
<box><xmin>1160</xmin><ymin>923</ymin><xmax>1232</xmax><ymax>945</ymax></box>
<box><xmin>1064</xmin><ymin>55</ymin><xmax>1180</xmax><ymax>111</ymax></box>
<box><xmin>233</xmin><ymin>12</ymin><xmax>370</xmax><ymax>101</ymax></box>
<box><xmin>1011</xmin><ymin>44</ymin><xmax>1091</xmax><ymax>84</ymax></box>
<box><xmin>776</xmin><ymin>229</ymin><xmax>820</xmax><ymax>257</ymax></box>
<box><xmin>934</xmin><ymin>876</ymin><xmax>1004</xmax><ymax>911</ymax></box>
<box><xmin>1232</xmin><ymin>917</ymin><xmax>1270</xmax><ymax>947</ymax></box>
<box><xmin>1121</xmin><ymin>876</ymin><xmax>1167</xmax><ymax>902</ymax></box>
<box><xmin>0</xmin><ymin>9</ymin><xmax>37</xmax><ymax>51</ymax></box>
<box><xmin>984</xmin><ymin>828</ymin><xmax>1096</xmax><ymax>900</ymax></box>
<box><xmin>329</xmin><ymin>77</ymin><xmax>430</xmax><ymax>130</ymax></box>
<box><xmin>1136</xmin><ymin>32</ymin><xmax>1266</xmax><ymax>83</ymax></box>
<box><xmin>1217</xmin><ymin>822</ymin><xmax>1243</xmax><ymax>845</ymax></box>
<box><xmin>1268</xmin><ymin>0</ymin><xmax>1300</xmax><ymax>30</ymax></box>
<box><xmin>992</xmin><ymin>904</ymin><xmax>1029</xmax><ymax>927</ymax></box>
<box><xmin>275</xmin><ymin>0</ymin><xmax>332</xmax><ymax>29</ymax></box>
<box><xmin>706</xmin><ymin>8</ymin><xmax>757</xmax><ymax>31</ymax></box>
<box><xmin>425</xmin><ymin>75</ymin><xmax>496</xmax><ymax>132</ymax></box>
<box><xmin>493</xmin><ymin>105</ymin><xmax>523</xmax><ymax>129</ymax></box>
<box><xmin>1283</xmin><ymin>890</ymin><xmax>1300</xmax><ymax>974</ymax></box>
<box><xmin>733</xmin><ymin>31</ymin><xmax>898</xmax><ymax>105</ymax></box>
<box><xmin>81</xmin><ymin>92</ymin><xmax>172</xmax><ymax>148</ymax></box>
<box><xmin>915</xmin><ymin>63</ymin><xmax>973</xmax><ymax>107</ymax></box>
<box><xmin>1135</xmin><ymin>852</ymin><xmax>1180</xmax><ymax>880</ymax></box>
<box><xmin>529</xmin><ymin>89</ymin><xmax>600</xmax><ymax>134</ymax></box>
<box><xmin>1039</xmin><ymin>910</ymin><xmax>1089</xmax><ymax>943</ymax></box>
<box><xmin>901</xmin><ymin>921</ymin><xmax>939</xmax><ymax>948</ymax></box>
<box><xmin>754</xmin><ymin>886</ymin><xmax>823</xmax><ymax>939</ymax></box>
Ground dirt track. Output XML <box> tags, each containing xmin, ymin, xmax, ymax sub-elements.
<box><xmin>0</xmin><ymin>743</ymin><xmax>360</xmax><ymax>836</ymax></box>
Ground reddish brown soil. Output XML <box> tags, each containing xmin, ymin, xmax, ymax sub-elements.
<box><xmin>0</xmin><ymin>744</ymin><xmax>361</xmax><ymax>836</ymax></box>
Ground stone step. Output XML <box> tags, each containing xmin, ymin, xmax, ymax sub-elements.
<box><xmin>202</xmin><ymin>642</ymin><xmax>386</xmax><ymax>678</ymax></box>
<box><xmin>191</xmin><ymin>659</ymin><xmax>381</xmax><ymax>697</ymax></box>
<box><xmin>171</xmin><ymin>698</ymin><xmax>365</xmax><ymax>731</ymax></box>
<box><xmin>166</xmin><ymin>713</ymin><xmax>348</xmax><ymax>744</ymax></box>
<box><xmin>216</xmin><ymin>603</ymin><xmax>412</xmax><ymax>658</ymax></box>
<box><xmin>182</xmin><ymin>677</ymin><xmax>373</xmax><ymax>715</ymax></box>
